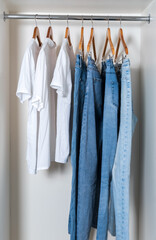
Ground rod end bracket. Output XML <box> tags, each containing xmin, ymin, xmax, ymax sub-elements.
<box><xmin>3</xmin><ymin>11</ymin><xmax>6</xmax><ymax>22</ymax></box>
<box><xmin>148</xmin><ymin>14</ymin><xmax>151</xmax><ymax>24</ymax></box>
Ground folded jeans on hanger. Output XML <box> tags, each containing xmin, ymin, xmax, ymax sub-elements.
<box><xmin>96</xmin><ymin>58</ymin><xmax>119</xmax><ymax>240</ymax></box>
<box><xmin>112</xmin><ymin>58</ymin><xmax>137</xmax><ymax>240</ymax></box>
<box><xmin>76</xmin><ymin>55</ymin><xmax>104</xmax><ymax>240</ymax></box>
<box><xmin>68</xmin><ymin>54</ymin><xmax>87</xmax><ymax>240</ymax></box>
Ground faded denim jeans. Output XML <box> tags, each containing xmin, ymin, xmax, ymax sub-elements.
<box><xmin>76</xmin><ymin>56</ymin><xmax>104</xmax><ymax>240</ymax></box>
<box><xmin>112</xmin><ymin>58</ymin><xmax>137</xmax><ymax>240</ymax></box>
<box><xmin>96</xmin><ymin>58</ymin><xmax>119</xmax><ymax>240</ymax></box>
<box><xmin>68</xmin><ymin>54</ymin><xmax>87</xmax><ymax>240</ymax></box>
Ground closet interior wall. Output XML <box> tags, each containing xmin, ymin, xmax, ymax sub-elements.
<box><xmin>9</xmin><ymin>16</ymin><xmax>141</xmax><ymax>240</ymax></box>
<box><xmin>0</xmin><ymin>0</ymin><xmax>10</xmax><ymax>240</ymax></box>
<box><xmin>139</xmin><ymin>1</ymin><xmax>156</xmax><ymax>240</ymax></box>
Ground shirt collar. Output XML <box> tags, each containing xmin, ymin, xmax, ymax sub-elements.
<box><xmin>45</xmin><ymin>38</ymin><xmax>56</xmax><ymax>48</ymax></box>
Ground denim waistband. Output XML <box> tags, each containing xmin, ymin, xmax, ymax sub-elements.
<box><xmin>105</xmin><ymin>58</ymin><xmax>116</xmax><ymax>73</ymax></box>
<box><xmin>122</xmin><ymin>58</ymin><xmax>130</xmax><ymax>68</ymax></box>
<box><xmin>105</xmin><ymin>58</ymin><xmax>114</xmax><ymax>68</ymax></box>
<box><xmin>87</xmin><ymin>55</ymin><xmax>98</xmax><ymax>71</ymax></box>
<box><xmin>75</xmin><ymin>54</ymin><xmax>87</xmax><ymax>69</ymax></box>
<box><xmin>87</xmin><ymin>55</ymin><xmax>101</xmax><ymax>79</ymax></box>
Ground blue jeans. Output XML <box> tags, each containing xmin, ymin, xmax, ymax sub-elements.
<box><xmin>77</xmin><ymin>56</ymin><xmax>104</xmax><ymax>240</ymax></box>
<box><xmin>96</xmin><ymin>59</ymin><xmax>119</xmax><ymax>240</ymax></box>
<box><xmin>112</xmin><ymin>58</ymin><xmax>137</xmax><ymax>240</ymax></box>
<box><xmin>68</xmin><ymin>54</ymin><xmax>87</xmax><ymax>240</ymax></box>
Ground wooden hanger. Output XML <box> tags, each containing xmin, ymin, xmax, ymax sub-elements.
<box><xmin>46</xmin><ymin>15</ymin><xmax>53</xmax><ymax>40</ymax></box>
<box><xmin>87</xmin><ymin>19</ymin><xmax>97</xmax><ymax>62</ymax></box>
<box><xmin>114</xmin><ymin>27</ymin><xmax>128</xmax><ymax>62</ymax></box>
<box><xmin>78</xmin><ymin>18</ymin><xmax>84</xmax><ymax>59</ymax></box>
<box><xmin>65</xmin><ymin>16</ymin><xmax>72</xmax><ymax>46</ymax></box>
<box><xmin>102</xmin><ymin>27</ymin><xmax>115</xmax><ymax>60</ymax></box>
<box><xmin>32</xmin><ymin>15</ymin><xmax>42</xmax><ymax>47</ymax></box>
<box><xmin>46</xmin><ymin>26</ymin><xmax>53</xmax><ymax>40</ymax></box>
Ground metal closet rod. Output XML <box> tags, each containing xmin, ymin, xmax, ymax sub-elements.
<box><xmin>3</xmin><ymin>12</ymin><xmax>151</xmax><ymax>23</ymax></box>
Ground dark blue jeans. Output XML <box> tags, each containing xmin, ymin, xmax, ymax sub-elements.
<box><xmin>77</xmin><ymin>56</ymin><xmax>104</xmax><ymax>240</ymax></box>
<box><xmin>68</xmin><ymin>54</ymin><xmax>87</xmax><ymax>240</ymax></box>
<box><xmin>96</xmin><ymin>59</ymin><xmax>119</xmax><ymax>240</ymax></box>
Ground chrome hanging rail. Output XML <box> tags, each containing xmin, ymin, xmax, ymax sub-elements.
<box><xmin>3</xmin><ymin>12</ymin><xmax>151</xmax><ymax>23</ymax></box>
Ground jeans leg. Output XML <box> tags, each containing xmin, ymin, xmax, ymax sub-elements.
<box><xmin>112</xmin><ymin>59</ymin><xmax>137</xmax><ymax>240</ymax></box>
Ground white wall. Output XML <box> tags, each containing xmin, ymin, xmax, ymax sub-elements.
<box><xmin>6</xmin><ymin>0</ymin><xmax>152</xmax><ymax>13</ymax></box>
<box><xmin>0</xmin><ymin>1</ymin><xmax>10</xmax><ymax>240</ymax></box>
<box><xmin>10</xmin><ymin>18</ymin><xmax>141</xmax><ymax>240</ymax></box>
<box><xmin>139</xmin><ymin>1</ymin><xmax>156</xmax><ymax>240</ymax></box>
<box><xmin>10</xmin><ymin>15</ymin><xmax>141</xmax><ymax>240</ymax></box>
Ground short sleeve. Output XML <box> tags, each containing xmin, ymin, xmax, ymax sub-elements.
<box><xmin>16</xmin><ymin>48</ymin><xmax>34</xmax><ymax>103</ymax></box>
<box><xmin>50</xmin><ymin>44</ymin><xmax>73</xmax><ymax>164</ymax></box>
<box><xmin>32</xmin><ymin>50</ymin><xmax>47</xmax><ymax>111</ymax></box>
<box><xmin>50</xmin><ymin>47</ymin><xmax>70</xmax><ymax>98</ymax></box>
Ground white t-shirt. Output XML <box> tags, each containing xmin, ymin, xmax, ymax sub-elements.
<box><xmin>16</xmin><ymin>39</ymin><xmax>41</xmax><ymax>174</ymax></box>
<box><xmin>50</xmin><ymin>38</ymin><xmax>75</xmax><ymax>163</ymax></box>
<box><xmin>32</xmin><ymin>38</ymin><xmax>57</xmax><ymax>170</ymax></box>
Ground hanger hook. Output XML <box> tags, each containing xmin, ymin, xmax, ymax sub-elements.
<box><xmin>120</xmin><ymin>16</ymin><xmax>122</xmax><ymax>27</ymax></box>
<box><xmin>49</xmin><ymin>14</ymin><xmax>51</xmax><ymax>26</ymax></box>
<box><xmin>82</xmin><ymin>15</ymin><xmax>84</xmax><ymax>27</ymax></box>
<box><xmin>108</xmin><ymin>16</ymin><xmax>109</xmax><ymax>28</ymax></box>
<box><xmin>67</xmin><ymin>15</ymin><xmax>69</xmax><ymax>27</ymax></box>
<box><xmin>91</xmin><ymin>15</ymin><xmax>93</xmax><ymax>28</ymax></box>
<box><xmin>35</xmin><ymin>14</ymin><xmax>38</xmax><ymax>27</ymax></box>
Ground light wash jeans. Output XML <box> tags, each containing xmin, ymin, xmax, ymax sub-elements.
<box><xmin>77</xmin><ymin>56</ymin><xmax>104</xmax><ymax>240</ymax></box>
<box><xmin>96</xmin><ymin>59</ymin><xmax>119</xmax><ymax>240</ymax></box>
<box><xmin>68</xmin><ymin>54</ymin><xmax>87</xmax><ymax>240</ymax></box>
<box><xmin>112</xmin><ymin>58</ymin><xmax>137</xmax><ymax>240</ymax></box>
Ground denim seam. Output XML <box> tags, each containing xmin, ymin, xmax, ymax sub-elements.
<box><xmin>70</xmin><ymin>77</ymin><xmax>80</xmax><ymax>239</ymax></box>
<box><xmin>111</xmin><ymin>81</ymin><xmax>119</xmax><ymax>109</ymax></box>
<box><xmin>93</xmin><ymin>80</ymin><xmax>103</xmax><ymax>108</ymax></box>
<box><xmin>76</xmin><ymin>81</ymin><xmax>89</xmax><ymax>239</ymax></box>
<box><xmin>120</xmin><ymin>76</ymin><xmax>131</xmax><ymax>240</ymax></box>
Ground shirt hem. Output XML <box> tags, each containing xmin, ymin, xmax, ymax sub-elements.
<box><xmin>55</xmin><ymin>159</ymin><xmax>68</xmax><ymax>164</ymax></box>
<box><xmin>28</xmin><ymin>165</ymin><xmax>52</xmax><ymax>174</ymax></box>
